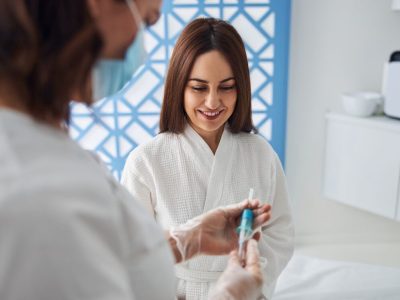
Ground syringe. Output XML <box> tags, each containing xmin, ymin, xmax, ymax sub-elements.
<box><xmin>237</xmin><ymin>188</ymin><xmax>255</xmax><ymax>261</ymax></box>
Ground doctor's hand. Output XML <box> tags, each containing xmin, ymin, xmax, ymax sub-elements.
<box><xmin>168</xmin><ymin>199</ymin><xmax>271</xmax><ymax>262</ymax></box>
<box><xmin>208</xmin><ymin>239</ymin><xmax>263</xmax><ymax>300</ymax></box>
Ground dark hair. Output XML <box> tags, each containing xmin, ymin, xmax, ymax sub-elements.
<box><xmin>0</xmin><ymin>0</ymin><xmax>103</xmax><ymax>123</ymax></box>
<box><xmin>160</xmin><ymin>18</ymin><xmax>256</xmax><ymax>134</ymax></box>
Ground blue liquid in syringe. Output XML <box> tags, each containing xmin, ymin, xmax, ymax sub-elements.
<box><xmin>237</xmin><ymin>208</ymin><xmax>254</xmax><ymax>260</ymax></box>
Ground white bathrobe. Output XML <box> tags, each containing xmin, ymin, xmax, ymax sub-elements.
<box><xmin>121</xmin><ymin>124</ymin><xmax>294</xmax><ymax>300</ymax></box>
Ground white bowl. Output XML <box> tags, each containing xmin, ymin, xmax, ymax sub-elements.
<box><xmin>342</xmin><ymin>92</ymin><xmax>383</xmax><ymax>117</ymax></box>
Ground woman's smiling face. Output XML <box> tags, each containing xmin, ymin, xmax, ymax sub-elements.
<box><xmin>184</xmin><ymin>50</ymin><xmax>237</xmax><ymax>138</ymax></box>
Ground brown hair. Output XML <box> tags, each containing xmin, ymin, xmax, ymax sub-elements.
<box><xmin>160</xmin><ymin>18</ymin><xmax>256</xmax><ymax>134</ymax></box>
<box><xmin>0</xmin><ymin>0</ymin><xmax>103</xmax><ymax>123</ymax></box>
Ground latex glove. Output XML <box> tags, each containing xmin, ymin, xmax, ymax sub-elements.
<box><xmin>208</xmin><ymin>239</ymin><xmax>263</xmax><ymax>300</ymax></box>
<box><xmin>169</xmin><ymin>199</ymin><xmax>271</xmax><ymax>262</ymax></box>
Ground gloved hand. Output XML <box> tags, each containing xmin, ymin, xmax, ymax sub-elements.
<box><xmin>208</xmin><ymin>239</ymin><xmax>263</xmax><ymax>300</ymax></box>
<box><xmin>169</xmin><ymin>199</ymin><xmax>271</xmax><ymax>262</ymax></box>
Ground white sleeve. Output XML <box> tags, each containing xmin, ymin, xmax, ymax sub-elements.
<box><xmin>121</xmin><ymin>156</ymin><xmax>156</xmax><ymax>218</ymax></box>
<box><xmin>259</xmin><ymin>152</ymin><xmax>295</xmax><ymax>299</ymax></box>
<box><xmin>0</xmin><ymin>190</ymin><xmax>136</xmax><ymax>300</ymax></box>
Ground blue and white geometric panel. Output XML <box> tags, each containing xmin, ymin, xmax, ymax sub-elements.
<box><xmin>70</xmin><ymin>0</ymin><xmax>291</xmax><ymax>179</ymax></box>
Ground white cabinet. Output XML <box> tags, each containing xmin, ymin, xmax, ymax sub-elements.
<box><xmin>323</xmin><ymin>113</ymin><xmax>400</xmax><ymax>221</ymax></box>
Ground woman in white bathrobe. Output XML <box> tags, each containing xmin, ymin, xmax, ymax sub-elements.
<box><xmin>122</xmin><ymin>18</ymin><xmax>295</xmax><ymax>299</ymax></box>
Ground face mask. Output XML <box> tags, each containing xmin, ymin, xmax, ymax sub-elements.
<box><xmin>92</xmin><ymin>0</ymin><xmax>147</xmax><ymax>101</ymax></box>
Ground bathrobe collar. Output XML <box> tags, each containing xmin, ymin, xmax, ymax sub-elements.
<box><xmin>183</xmin><ymin>123</ymin><xmax>234</xmax><ymax>212</ymax></box>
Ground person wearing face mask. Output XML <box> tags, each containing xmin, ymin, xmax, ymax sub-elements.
<box><xmin>0</xmin><ymin>1</ymin><xmax>271</xmax><ymax>300</ymax></box>
<box><xmin>92</xmin><ymin>0</ymin><xmax>148</xmax><ymax>100</ymax></box>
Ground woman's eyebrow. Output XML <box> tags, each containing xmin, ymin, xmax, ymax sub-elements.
<box><xmin>220</xmin><ymin>77</ymin><xmax>235</xmax><ymax>83</ymax></box>
<box><xmin>188</xmin><ymin>78</ymin><xmax>208</xmax><ymax>83</ymax></box>
<box><xmin>188</xmin><ymin>77</ymin><xmax>235</xmax><ymax>83</ymax></box>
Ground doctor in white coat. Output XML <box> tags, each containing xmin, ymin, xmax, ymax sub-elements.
<box><xmin>122</xmin><ymin>18</ymin><xmax>295</xmax><ymax>299</ymax></box>
<box><xmin>0</xmin><ymin>1</ymin><xmax>271</xmax><ymax>299</ymax></box>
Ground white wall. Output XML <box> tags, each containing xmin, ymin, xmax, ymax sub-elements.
<box><xmin>286</xmin><ymin>0</ymin><xmax>400</xmax><ymax>245</ymax></box>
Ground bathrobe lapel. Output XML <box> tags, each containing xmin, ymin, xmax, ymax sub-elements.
<box><xmin>182</xmin><ymin>125</ymin><xmax>234</xmax><ymax>213</ymax></box>
<box><xmin>203</xmin><ymin>128</ymin><xmax>233</xmax><ymax>212</ymax></box>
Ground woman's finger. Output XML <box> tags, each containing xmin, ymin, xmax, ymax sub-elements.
<box><xmin>253</xmin><ymin>211</ymin><xmax>271</xmax><ymax>229</ymax></box>
<box><xmin>227</xmin><ymin>250</ymin><xmax>241</xmax><ymax>267</ymax></box>
<box><xmin>252</xmin><ymin>204</ymin><xmax>271</xmax><ymax>216</ymax></box>
<box><xmin>244</xmin><ymin>239</ymin><xmax>262</xmax><ymax>282</ymax></box>
<box><xmin>223</xmin><ymin>199</ymin><xmax>250</xmax><ymax>219</ymax></box>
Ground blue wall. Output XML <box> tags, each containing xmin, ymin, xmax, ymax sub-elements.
<box><xmin>70</xmin><ymin>0</ymin><xmax>291</xmax><ymax>179</ymax></box>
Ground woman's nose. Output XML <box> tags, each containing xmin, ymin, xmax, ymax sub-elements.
<box><xmin>204</xmin><ymin>89</ymin><xmax>220</xmax><ymax>109</ymax></box>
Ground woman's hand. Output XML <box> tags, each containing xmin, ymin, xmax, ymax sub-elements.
<box><xmin>195</xmin><ymin>199</ymin><xmax>271</xmax><ymax>255</ymax></box>
<box><xmin>168</xmin><ymin>199</ymin><xmax>271</xmax><ymax>262</ymax></box>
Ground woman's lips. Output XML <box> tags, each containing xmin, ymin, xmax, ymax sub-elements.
<box><xmin>197</xmin><ymin>109</ymin><xmax>225</xmax><ymax>121</ymax></box>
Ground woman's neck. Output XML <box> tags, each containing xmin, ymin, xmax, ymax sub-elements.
<box><xmin>189</xmin><ymin>122</ymin><xmax>225</xmax><ymax>154</ymax></box>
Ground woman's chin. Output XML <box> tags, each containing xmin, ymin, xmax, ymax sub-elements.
<box><xmin>192</xmin><ymin>120</ymin><xmax>226</xmax><ymax>134</ymax></box>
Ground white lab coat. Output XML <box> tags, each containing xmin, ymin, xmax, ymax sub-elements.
<box><xmin>121</xmin><ymin>124</ymin><xmax>295</xmax><ymax>300</ymax></box>
<box><xmin>0</xmin><ymin>109</ymin><xmax>176</xmax><ymax>300</ymax></box>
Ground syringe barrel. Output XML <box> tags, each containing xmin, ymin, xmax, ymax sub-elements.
<box><xmin>238</xmin><ymin>208</ymin><xmax>254</xmax><ymax>238</ymax></box>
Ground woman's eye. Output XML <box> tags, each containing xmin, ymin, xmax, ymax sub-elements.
<box><xmin>220</xmin><ymin>85</ymin><xmax>235</xmax><ymax>91</ymax></box>
<box><xmin>191</xmin><ymin>86</ymin><xmax>207</xmax><ymax>92</ymax></box>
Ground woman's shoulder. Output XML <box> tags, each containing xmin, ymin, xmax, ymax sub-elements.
<box><xmin>235</xmin><ymin>131</ymin><xmax>276</xmax><ymax>156</ymax></box>
<box><xmin>125</xmin><ymin>132</ymin><xmax>178</xmax><ymax>165</ymax></box>
<box><xmin>233</xmin><ymin>132</ymin><xmax>282</xmax><ymax>173</ymax></box>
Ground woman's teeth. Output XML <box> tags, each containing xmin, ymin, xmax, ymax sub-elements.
<box><xmin>201</xmin><ymin>110</ymin><xmax>222</xmax><ymax>116</ymax></box>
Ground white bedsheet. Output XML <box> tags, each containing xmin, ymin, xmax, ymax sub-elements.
<box><xmin>273</xmin><ymin>255</ymin><xmax>400</xmax><ymax>300</ymax></box>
